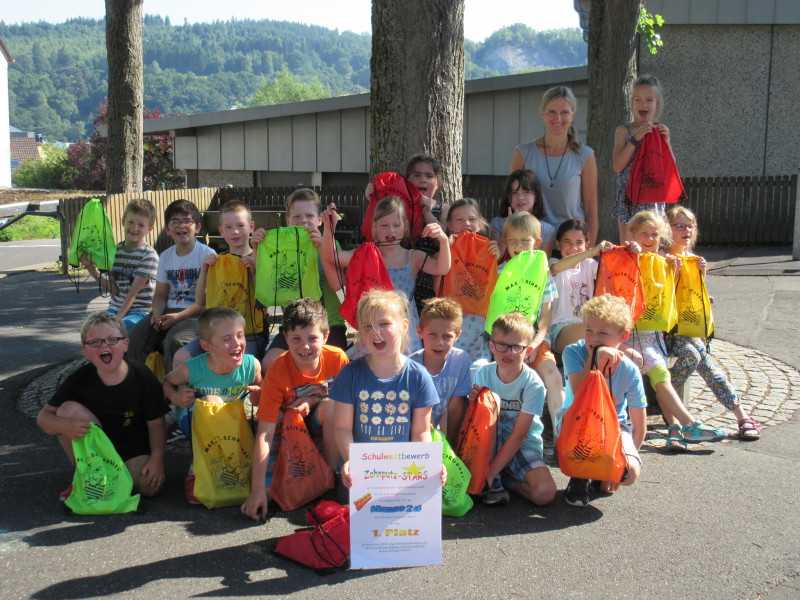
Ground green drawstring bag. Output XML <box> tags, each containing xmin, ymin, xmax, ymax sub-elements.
<box><xmin>67</xmin><ymin>198</ymin><xmax>116</xmax><ymax>271</ymax></box>
<box><xmin>65</xmin><ymin>424</ymin><xmax>140</xmax><ymax>515</ymax></box>
<box><xmin>485</xmin><ymin>250</ymin><xmax>548</xmax><ymax>333</ymax></box>
<box><xmin>255</xmin><ymin>226</ymin><xmax>322</xmax><ymax>308</ymax></box>
<box><xmin>432</xmin><ymin>427</ymin><xmax>473</xmax><ymax>517</ymax></box>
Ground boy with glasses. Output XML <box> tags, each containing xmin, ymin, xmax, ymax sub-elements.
<box><xmin>471</xmin><ymin>312</ymin><xmax>556</xmax><ymax>506</ymax></box>
<box><xmin>37</xmin><ymin>312</ymin><xmax>168</xmax><ymax>502</ymax></box>
<box><xmin>128</xmin><ymin>199</ymin><xmax>216</xmax><ymax>371</ymax></box>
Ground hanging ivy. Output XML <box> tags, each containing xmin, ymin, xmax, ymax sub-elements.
<box><xmin>638</xmin><ymin>6</ymin><xmax>665</xmax><ymax>55</ymax></box>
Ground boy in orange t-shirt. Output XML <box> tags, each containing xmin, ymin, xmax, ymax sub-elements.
<box><xmin>241</xmin><ymin>298</ymin><xmax>348</xmax><ymax>521</ymax></box>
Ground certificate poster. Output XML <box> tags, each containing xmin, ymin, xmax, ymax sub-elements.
<box><xmin>349</xmin><ymin>442</ymin><xmax>442</xmax><ymax>569</ymax></box>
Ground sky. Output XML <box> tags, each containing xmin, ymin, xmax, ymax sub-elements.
<box><xmin>1</xmin><ymin>0</ymin><xmax>580</xmax><ymax>41</ymax></box>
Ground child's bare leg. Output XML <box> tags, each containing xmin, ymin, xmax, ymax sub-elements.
<box><xmin>507</xmin><ymin>465</ymin><xmax>556</xmax><ymax>506</ymax></box>
<box><xmin>535</xmin><ymin>355</ymin><xmax>564</xmax><ymax>421</ymax></box>
<box><xmin>553</xmin><ymin>323</ymin><xmax>584</xmax><ymax>355</ymax></box>
<box><xmin>55</xmin><ymin>402</ymin><xmax>99</xmax><ymax>464</ymax></box>
<box><xmin>316</xmin><ymin>399</ymin><xmax>340</xmax><ymax>469</ymax></box>
<box><xmin>445</xmin><ymin>396</ymin><xmax>467</xmax><ymax>447</ymax></box>
<box><xmin>125</xmin><ymin>455</ymin><xmax>162</xmax><ymax>497</ymax></box>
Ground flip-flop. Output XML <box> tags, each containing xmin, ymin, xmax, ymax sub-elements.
<box><xmin>737</xmin><ymin>417</ymin><xmax>761</xmax><ymax>441</ymax></box>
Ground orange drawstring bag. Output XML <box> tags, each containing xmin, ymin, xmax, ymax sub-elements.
<box><xmin>593</xmin><ymin>245</ymin><xmax>646</xmax><ymax>323</ymax></box>
<box><xmin>456</xmin><ymin>387</ymin><xmax>500</xmax><ymax>495</ymax></box>
<box><xmin>556</xmin><ymin>351</ymin><xmax>626</xmax><ymax>483</ymax></box>
<box><xmin>269</xmin><ymin>410</ymin><xmax>335</xmax><ymax>512</ymax></box>
<box><xmin>339</xmin><ymin>242</ymin><xmax>394</xmax><ymax>329</ymax></box>
<box><xmin>440</xmin><ymin>232</ymin><xmax>498</xmax><ymax>317</ymax></box>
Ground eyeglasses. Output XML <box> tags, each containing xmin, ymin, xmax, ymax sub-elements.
<box><xmin>168</xmin><ymin>217</ymin><xmax>196</xmax><ymax>227</ymax></box>
<box><xmin>84</xmin><ymin>336</ymin><xmax>126</xmax><ymax>348</ymax></box>
<box><xmin>490</xmin><ymin>339</ymin><xmax>527</xmax><ymax>354</ymax></box>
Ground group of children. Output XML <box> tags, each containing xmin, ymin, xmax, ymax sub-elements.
<box><xmin>39</xmin><ymin>77</ymin><xmax>760</xmax><ymax>515</ymax></box>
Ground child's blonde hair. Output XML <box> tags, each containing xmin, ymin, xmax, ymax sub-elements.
<box><xmin>356</xmin><ymin>289</ymin><xmax>409</xmax><ymax>350</ymax></box>
<box><xmin>80</xmin><ymin>311</ymin><xmax>127</xmax><ymax>344</ymax></box>
<box><xmin>371</xmin><ymin>196</ymin><xmax>409</xmax><ymax>241</ymax></box>
<box><xmin>580</xmin><ymin>294</ymin><xmax>633</xmax><ymax>333</ymax></box>
<box><xmin>123</xmin><ymin>198</ymin><xmax>156</xmax><ymax>227</ymax></box>
<box><xmin>627</xmin><ymin>210</ymin><xmax>671</xmax><ymax>246</ymax></box>
<box><xmin>220</xmin><ymin>199</ymin><xmax>253</xmax><ymax>219</ymax></box>
<box><xmin>666</xmin><ymin>205</ymin><xmax>698</xmax><ymax>249</ymax></box>
<box><xmin>198</xmin><ymin>307</ymin><xmax>245</xmax><ymax>342</ymax></box>
<box><xmin>503</xmin><ymin>211</ymin><xmax>541</xmax><ymax>242</ymax></box>
<box><xmin>491</xmin><ymin>312</ymin><xmax>535</xmax><ymax>344</ymax></box>
<box><xmin>419</xmin><ymin>297</ymin><xmax>463</xmax><ymax>331</ymax></box>
<box><xmin>632</xmin><ymin>74</ymin><xmax>664</xmax><ymax>121</ymax></box>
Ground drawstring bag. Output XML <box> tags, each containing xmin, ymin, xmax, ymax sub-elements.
<box><xmin>431</xmin><ymin>427</ymin><xmax>473</xmax><ymax>517</ymax></box>
<box><xmin>144</xmin><ymin>351</ymin><xmax>166</xmax><ymax>383</ymax></box>
<box><xmin>556</xmin><ymin>350</ymin><xmax>626</xmax><ymax>483</ymax></box>
<box><xmin>205</xmin><ymin>254</ymin><xmax>264</xmax><ymax>335</ymax></box>
<box><xmin>68</xmin><ymin>197</ymin><xmax>116</xmax><ymax>271</ymax></box>
<box><xmin>339</xmin><ymin>242</ymin><xmax>394</xmax><ymax>329</ymax></box>
<box><xmin>191</xmin><ymin>398</ymin><xmax>254</xmax><ymax>509</ymax></box>
<box><xmin>626</xmin><ymin>129</ymin><xmax>685</xmax><ymax>205</ymax></box>
<box><xmin>255</xmin><ymin>226</ymin><xmax>322</xmax><ymax>309</ymax></box>
<box><xmin>65</xmin><ymin>424</ymin><xmax>140</xmax><ymax>515</ymax></box>
<box><xmin>594</xmin><ymin>245</ymin><xmax>646</xmax><ymax>323</ymax></box>
<box><xmin>484</xmin><ymin>250</ymin><xmax>548</xmax><ymax>333</ymax></box>
<box><xmin>441</xmin><ymin>232</ymin><xmax>498</xmax><ymax>317</ymax></box>
<box><xmin>637</xmin><ymin>253</ymin><xmax>678</xmax><ymax>332</ymax></box>
<box><xmin>675</xmin><ymin>255</ymin><xmax>714</xmax><ymax>339</ymax></box>
<box><xmin>269</xmin><ymin>410</ymin><xmax>335</xmax><ymax>512</ymax></box>
<box><xmin>361</xmin><ymin>171</ymin><xmax>425</xmax><ymax>243</ymax></box>
<box><xmin>456</xmin><ymin>387</ymin><xmax>500</xmax><ymax>495</ymax></box>
<box><xmin>274</xmin><ymin>500</ymin><xmax>350</xmax><ymax>573</ymax></box>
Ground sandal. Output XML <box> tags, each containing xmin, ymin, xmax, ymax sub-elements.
<box><xmin>737</xmin><ymin>417</ymin><xmax>761</xmax><ymax>441</ymax></box>
<box><xmin>665</xmin><ymin>424</ymin><xmax>688</xmax><ymax>453</ymax></box>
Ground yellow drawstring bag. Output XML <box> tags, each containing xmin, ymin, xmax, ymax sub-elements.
<box><xmin>144</xmin><ymin>351</ymin><xmax>165</xmax><ymax>382</ymax></box>
<box><xmin>205</xmin><ymin>254</ymin><xmax>264</xmax><ymax>335</ymax></box>
<box><xmin>191</xmin><ymin>398</ymin><xmax>254</xmax><ymax>509</ymax></box>
<box><xmin>636</xmin><ymin>253</ymin><xmax>678</xmax><ymax>332</ymax></box>
<box><xmin>675</xmin><ymin>255</ymin><xmax>714</xmax><ymax>339</ymax></box>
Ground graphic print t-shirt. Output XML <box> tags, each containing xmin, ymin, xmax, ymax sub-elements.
<box><xmin>330</xmin><ymin>357</ymin><xmax>439</xmax><ymax>443</ymax></box>
<box><xmin>156</xmin><ymin>242</ymin><xmax>216</xmax><ymax>309</ymax></box>
<box><xmin>186</xmin><ymin>353</ymin><xmax>257</xmax><ymax>401</ymax></box>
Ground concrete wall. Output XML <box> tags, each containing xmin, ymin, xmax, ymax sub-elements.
<box><xmin>0</xmin><ymin>54</ymin><xmax>10</xmax><ymax>187</ymax></box>
<box><xmin>639</xmin><ymin>24</ymin><xmax>800</xmax><ymax>177</ymax></box>
<box><xmin>196</xmin><ymin>170</ymin><xmax>254</xmax><ymax>188</ymax></box>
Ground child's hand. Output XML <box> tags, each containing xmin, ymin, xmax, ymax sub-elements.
<box><xmin>202</xmin><ymin>254</ymin><xmax>218</xmax><ymax>270</ymax></box>
<box><xmin>656</xmin><ymin>123</ymin><xmax>670</xmax><ymax>145</ymax></box>
<box><xmin>631</xmin><ymin>122</ymin><xmax>652</xmax><ymax>141</ymax></box>
<box><xmin>699</xmin><ymin>256</ymin><xmax>707</xmax><ymax>276</ymax></box>
<box><xmin>286</xmin><ymin>401</ymin><xmax>311</xmax><ymax>417</ymax></box>
<box><xmin>421</xmin><ymin>221</ymin><xmax>447</xmax><ymax>242</ymax></box>
<box><xmin>420</xmin><ymin>195</ymin><xmax>434</xmax><ymax>212</ymax></box>
<box><xmin>172</xmin><ymin>385</ymin><xmax>196</xmax><ymax>408</ymax></box>
<box><xmin>307</xmin><ymin>227</ymin><xmax>322</xmax><ymax>248</ymax></box>
<box><xmin>241</xmin><ymin>254</ymin><xmax>256</xmax><ymax>271</ymax></box>
<box><xmin>364</xmin><ymin>182</ymin><xmax>374</xmax><ymax>200</ymax></box>
<box><xmin>666</xmin><ymin>253</ymin><xmax>681</xmax><ymax>273</ymax></box>
<box><xmin>594</xmin><ymin>240</ymin><xmax>614</xmax><ymax>256</ymax></box>
<box><xmin>251</xmin><ymin>227</ymin><xmax>266</xmax><ymax>248</ymax></box>
<box><xmin>158</xmin><ymin>313</ymin><xmax>178</xmax><ymax>330</ymax></box>
<box><xmin>341</xmin><ymin>460</ymin><xmax>352</xmax><ymax>488</ymax></box>
<box><xmin>140</xmin><ymin>455</ymin><xmax>165</xmax><ymax>491</ymax></box>
<box><xmin>624</xmin><ymin>241</ymin><xmax>641</xmax><ymax>253</ymax></box>
<box><xmin>322</xmin><ymin>204</ymin><xmax>341</xmax><ymax>231</ymax></box>
<box><xmin>594</xmin><ymin>346</ymin><xmax>624</xmax><ymax>377</ymax></box>
<box><xmin>247</xmin><ymin>384</ymin><xmax>261</xmax><ymax>406</ymax></box>
<box><xmin>623</xmin><ymin>347</ymin><xmax>644</xmax><ymax>370</ymax></box>
<box><xmin>241</xmin><ymin>489</ymin><xmax>269</xmax><ymax>522</ymax></box>
<box><xmin>488</xmin><ymin>240</ymin><xmax>501</xmax><ymax>259</ymax></box>
<box><xmin>467</xmin><ymin>385</ymin><xmax>480</xmax><ymax>403</ymax></box>
<box><xmin>440</xmin><ymin>467</ymin><xmax>447</xmax><ymax>487</ymax></box>
<box><xmin>63</xmin><ymin>417</ymin><xmax>92</xmax><ymax>441</ymax></box>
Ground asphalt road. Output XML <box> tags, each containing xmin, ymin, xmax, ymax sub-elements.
<box><xmin>0</xmin><ymin>239</ymin><xmax>61</xmax><ymax>272</ymax></box>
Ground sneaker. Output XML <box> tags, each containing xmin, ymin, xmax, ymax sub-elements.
<box><xmin>481</xmin><ymin>477</ymin><xmax>510</xmax><ymax>506</ymax></box>
<box><xmin>184</xmin><ymin>474</ymin><xmax>200</xmax><ymax>505</ymax></box>
<box><xmin>564</xmin><ymin>477</ymin><xmax>591</xmax><ymax>507</ymax></box>
<box><xmin>682</xmin><ymin>421</ymin><xmax>726</xmax><ymax>443</ymax></box>
<box><xmin>58</xmin><ymin>484</ymin><xmax>73</xmax><ymax>503</ymax></box>
<box><xmin>166</xmin><ymin>425</ymin><xmax>186</xmax><ymax>446</ymax></box>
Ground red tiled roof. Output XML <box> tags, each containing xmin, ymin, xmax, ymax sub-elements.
<box><xmin>10</xmin><ymin>138</ymin><xmax>42</xmax><ymax>162</ymax></box>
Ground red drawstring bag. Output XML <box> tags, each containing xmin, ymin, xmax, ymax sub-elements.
<box><xmin>361</xmin><ymin>171</ymin><xmax>425</xmax><ymax>243</ymax></box>
<box><xmin>626</xmin><ymin>129</ymin><xmax>685</xmax><ymax>205</ymax></box>
<box><xmin>339</xmin><ymin>242</ymin><xmax>394</xmax><ymax>328</ymax></box>
<box><xmin>306</xmin><ymin>499</ymin><xmax>348</xmax><ymax>525</ymax></box>
<box><xmin>594</xmin><ymin>246</ymin><xmax>646</xmax><ymax>323</ymax></box>
<box><xmin>440</xmin><ymin>232</ymin><xmax>498</xmax><ymax>317</ymax></box>
<box><xmin>274</xmin><ymin>500</ymin><xmax>350</xmax><ymax>573</ymax></box>
<box><xmin>269</xmin><ymin>410</ymin><xmax>335</xmax><ymax>512</ymax></box>
<box><xmin>556</xmin><ymin>351</ymin><xmax>626</xmax><ymax>483</ymax></box>
<box><xmin>456</xmin><ymin>387</ymin><xmax>500</xmax><ymax>495</ymax></box>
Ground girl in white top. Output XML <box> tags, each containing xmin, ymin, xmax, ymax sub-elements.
<box><xmin>510</xmin><ymin>85</ymin><xmax>599</xmax><ymax>246</ymax></box>
<box><xmin>548</xmin><ymin>220</ymin><xmax>612</xmax><ymax>354</ymax></box>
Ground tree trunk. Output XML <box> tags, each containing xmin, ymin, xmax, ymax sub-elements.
<box><xmin>586</xmin><ymin>0</ymin><xmax>641</xmax><ymax>241</ymax></box>
<box><xmin>370</xmin><ymin>0</ymin><xmax>465</xmax><ymax>201</ymax></box>
<box><xmin>105</xmin><ymin>0</ymin><xmax>144</xmax><ymax>193</ymax></box>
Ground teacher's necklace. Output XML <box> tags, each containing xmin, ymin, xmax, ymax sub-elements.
<box><xmin>543</xmin><ymin>138</ymin><xmax>568</xmax><ymax>188</ymax></box>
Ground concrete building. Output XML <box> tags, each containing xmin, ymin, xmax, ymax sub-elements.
<box><xmin>0</xmin><ymin>38</ymin><xmax>13</xmax><ymax>188</ymax></box>
<box><xmin>144</xmin><ymin>2</ymin><xmax>799</xmax><ymax>186</ymax></box>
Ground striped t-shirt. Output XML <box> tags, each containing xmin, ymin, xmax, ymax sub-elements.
<box><xmin>109</xmin><ymin>243</ymin><xmax>159</xmax><ymax>313</ymax></box>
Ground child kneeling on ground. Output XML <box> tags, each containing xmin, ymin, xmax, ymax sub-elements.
<box><xmin>163</xmin><ymin>307</ymin><xmax>262</xmax><ymax>504</ymax></box>
<box><xmin>472</xmin><ymin>312</ymin><xmax>557</xmax><ymax>506</ymax></box>
<box><xmin>241</xmin><ymin>298</ymin><xmax>348</xmax><ymax>521</ymax></box>
<box><xmin>37</xmin><ymin>312</ymin><xmax>168</xmax><ymax>501</ymax></box>
<box><xmin>560</xmin><ymin>294</ymin><xmax>647</xmax><ymax>507</ymax></box>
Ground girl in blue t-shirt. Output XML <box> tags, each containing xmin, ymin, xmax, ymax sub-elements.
<box><xmin>331</xmin><ymin>289</ymin><xmax>439</xmax><ymax>487</ymax></box>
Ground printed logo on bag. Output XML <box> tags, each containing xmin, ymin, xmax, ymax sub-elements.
<box><xmin>77</xmin><ymin>452</ymin><xmax>123</xmax><ymax>502</ymax></box>
<box><xmin>203</xmin><ymin>436</ymin><xmax>250</xmax><ymax>489</ymax></box>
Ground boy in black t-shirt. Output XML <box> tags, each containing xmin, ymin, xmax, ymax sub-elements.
<box><xmin>37</xmin><ymin>312</ymin><xmax>168</xmax><ymax>500</ymax></box>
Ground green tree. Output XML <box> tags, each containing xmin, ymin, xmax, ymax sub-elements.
<box><xmin>12</xmin><ymin>144</ymin><xmax>75</xmax><ymax>188</ymax></box>
<box><xmin>246</xmin><ymin>67</ymin><xmax>329</xmax><ymax>106</ymax></box>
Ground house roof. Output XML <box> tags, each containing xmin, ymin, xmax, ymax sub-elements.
<box><xmin>0</xmin><ymin>38</ymin><xmax>14</xmax><ymax>64</ymax></box>
<box><xmin>10</xmin><ymin>138</ymin><xmax>42</xmax><ymax>163</ymax></box>
<box><xmin>144</xmin><ymin>66</ymin><xmax>588</xmax><ymax>134</ymax></box>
